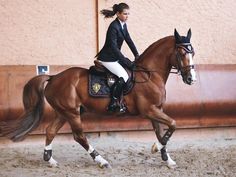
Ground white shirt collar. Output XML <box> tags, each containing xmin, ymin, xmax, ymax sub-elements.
<box><xmin>118</xmin><ymin>19</ymin><xmax>125</xmax><ymax>29</ymax></box>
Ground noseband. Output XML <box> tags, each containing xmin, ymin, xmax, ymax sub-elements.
<box><xmin>173</xmin><ymin>43</ymin><xmax>195</xmax><ymax>74</ymax></box>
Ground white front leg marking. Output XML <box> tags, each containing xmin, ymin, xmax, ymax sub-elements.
<box><xmin>166</xmin><ymin>153</ymin><xmax>177</xmax><ymax>168</ymax></box>
<box><xmin>48</xmin><ymin>157</ymin><xmax>58</xmax><ymax>167</ymax></box>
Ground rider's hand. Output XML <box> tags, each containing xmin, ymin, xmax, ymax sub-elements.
<box><xmin>125</xmin><ymin>58</ymin><xmax>134</xmax><ymax>69</ymax></box>
<box><xmin>119</xmin><ymin>57</ymin><xmax>135</xmax><ymax>69</ymax></box>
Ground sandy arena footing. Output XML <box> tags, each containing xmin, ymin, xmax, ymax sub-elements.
<box><xmin>0</xmin><ymin>127</ymin><xmax>236</xmax><ymax>177</ymax></box>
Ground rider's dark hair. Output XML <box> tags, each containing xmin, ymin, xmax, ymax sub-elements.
<box><xmin>100</xmin><ymin>3</ymin><xmax>129</xmax><ymax>18</ymax></box>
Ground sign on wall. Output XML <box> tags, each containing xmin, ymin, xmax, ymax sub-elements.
<box><xmin>36</xmin><ymin>65</ymin><xmax>50</xmax><ymax>75</ymax></box>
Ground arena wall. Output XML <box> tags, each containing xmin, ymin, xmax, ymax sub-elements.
<box><xmin>1</xmin><ymin>0</ymin><xmax>235</xmax><ymax>65</ymax></box>
<box><xmin>0</xmin><ymin>0</ymin><xmax>236</xmax><ymax>134</ymax></box>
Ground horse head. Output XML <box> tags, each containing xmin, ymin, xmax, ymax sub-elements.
<box><xmin>171</xmin><ymin>29</ymin><xmax>197</xmax><ymax>85</ymax></box>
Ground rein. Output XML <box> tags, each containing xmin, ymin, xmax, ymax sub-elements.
<box><xmin>133</xmin><ymin>42</ymin><xmax>194</xmax><ymax>83</ymax></box>
<box><xmin>133</xmin><ymin>65</ymin><xmax>179</xmax><ymax>83</ymax></box>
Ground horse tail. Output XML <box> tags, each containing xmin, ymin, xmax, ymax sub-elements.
<box><xmin>0</xmin><ymin>75</ymin><xmax>51</xmax><ymax>142</ymax></box>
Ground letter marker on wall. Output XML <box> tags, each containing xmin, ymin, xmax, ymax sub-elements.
<box><xmin>36</xmin><ymin>65</ymin><xmax>50</xmax><ymax>75</ymax></box>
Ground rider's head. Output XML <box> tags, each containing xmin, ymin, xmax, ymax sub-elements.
<box><xmin>100</xmin><ymin>3</ymin><xmax>130</xmax><ymax>22</ymax></box>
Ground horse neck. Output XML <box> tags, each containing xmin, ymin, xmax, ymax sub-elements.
<box><xmin>135</xmin><ymin>37</ymin><xmax>175</xmax><ymax>83</ymax></box>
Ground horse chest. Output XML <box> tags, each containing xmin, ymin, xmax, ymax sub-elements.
<box><xmin>138</xmin><ymin>84</ymin><xmax>166</xmax><ymax>104</ymax></box>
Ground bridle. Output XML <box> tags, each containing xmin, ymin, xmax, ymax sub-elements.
<box><xmin>134</xmin><ymin>42</ymin><xmax>195</xmax><ymax>83</ymax></box>
<box><xmin>173</xmin><ymin>42</ymin><xmax>195</xmax><ymax>75</ymax></box>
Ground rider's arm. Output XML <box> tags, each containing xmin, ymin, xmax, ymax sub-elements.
<box><xmin>124</xmin><ymin>28</ymin><xmax>139</xmax><ymax>58</ymax></box>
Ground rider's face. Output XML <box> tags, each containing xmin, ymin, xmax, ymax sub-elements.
<box><xmin>117</xmin><ymin>9</ymin><xmax>129</xmax><ymax>22</ymax></box>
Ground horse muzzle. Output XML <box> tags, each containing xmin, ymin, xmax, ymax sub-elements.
<box><xmin>182</xmin><ymin>69</ymin><xmax>197</xmax><ymax>85</ymax></box>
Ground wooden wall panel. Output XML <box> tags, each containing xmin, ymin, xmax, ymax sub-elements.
<box><xmin>0</xmin><ymin>71</ymin><xmax>9</xmax><ymax>121</ymax></box>
<box><xmin>0</xmin><ymin>65</ymin><xmax>236</xmax><ymax>135</ymax></box>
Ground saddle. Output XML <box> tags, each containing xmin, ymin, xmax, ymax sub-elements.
<box><xmin>88</xmin><ymin>60</ymin><xmax>134</xmax><ymax>97</ymax></box>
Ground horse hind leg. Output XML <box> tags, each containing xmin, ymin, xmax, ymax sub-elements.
<box><xmin>66</xmin><ymin>112</ymin><xmax>111</xmax><ymax>169</ymax></box>
<box><xmin>44</xmin><ymin>112</ymin><xmax>66</xmax><ymax>167</ymax></box>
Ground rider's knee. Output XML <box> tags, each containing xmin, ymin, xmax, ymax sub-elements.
<box><xmin>122</xmin><ymin>73</ymin><xmax>129</xmax><ymax>82</ymax></box>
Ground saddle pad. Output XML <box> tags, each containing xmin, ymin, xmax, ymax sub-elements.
<box><xmin>88</xmin><ymin>67</ymin><xmax>134</xmax><ymax>97</ymax></box>
<box><xmin>89</xmin><ymin>74</ymin><xmax>111</xmax><ymax>97</ymax></box>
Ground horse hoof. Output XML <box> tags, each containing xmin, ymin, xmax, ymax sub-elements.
<box><xmin>151</xmin><ymin>143</ymin><xmax>158</xmax><ymax>154</ymax></box>
<box><xmin>151</xmin><ymin>142</ymin><xmax>164</xmax><ymax>154</ymax></box>
<box><xmin>99</xmin><ymin>163</ymin><xmax>112</xmax><ymax>169</ymax></box>
<box><xmin>167</xmin><ymin>163</ymin><xmax>177</xmax><ymax>169</ymax></box>
<box><xmin>48</xmin><ymin>157</ymin><xmax>58</xmax><ymax>167</ymax></box>
<box><xmin>48</xmin><ymin>162</ymin><xmax>58</xmax><ymax>168</ymax></box>
<box><xmin>166</xmin><ymin>153</ymin><xmax>177</xmax><ymax>169</ymax></box>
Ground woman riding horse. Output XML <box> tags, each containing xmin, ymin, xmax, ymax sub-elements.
<box><xmin>0</xmin><ymin>29</ymin><xmax>196</xmax><ymax>169</ymax></box>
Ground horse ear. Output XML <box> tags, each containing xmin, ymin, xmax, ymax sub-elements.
<box><xmin>187</xmin><ymin>28</ymin><xmax>192</xmax><ymax>39</ymax></box>
<box><xmin>174</xmin><ymin>28</ymin><xmax>181</xmax><ymax>42</ymax></box>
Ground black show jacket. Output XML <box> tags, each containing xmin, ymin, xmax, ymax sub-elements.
<box><xmin>96</xmin><ymin>18</ymin><xmax>139</xmax><ymax>63</ymax></box>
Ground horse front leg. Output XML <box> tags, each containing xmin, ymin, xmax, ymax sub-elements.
<box><xmin>145</xmin><ymin>105</ymin><xmax>177</xmax><ymax>168</ymax></box>
<box><xmin>151</xmin><ymin>120</ymin><xmax>177</xmax><ymax>168</ymax></box>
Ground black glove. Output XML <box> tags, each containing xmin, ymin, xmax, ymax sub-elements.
<box><xmin>119</xmin><ymin>57</ymin><xmax>134</xmax><ymax>69</ymax></box>
<box><xmin>127</xmin><ymin>61</ymin><xmax>135</xmax><ymax>70</ymax></box>
<box><xmin>135</xmin><ymin>54</ymin><xmax>140</xmax><ymax>61</ymax></box>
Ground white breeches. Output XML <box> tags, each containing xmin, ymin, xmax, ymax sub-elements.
<box><xmin>100</xmin><ymin>61</ymin><xmax>129</xmax><ymax>82</ymax></box>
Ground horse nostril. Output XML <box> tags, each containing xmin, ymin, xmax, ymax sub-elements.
<box><xmin>187</xmin><ymin>76</ymin><xmax>192</xmax><ymax>83</ymax></box>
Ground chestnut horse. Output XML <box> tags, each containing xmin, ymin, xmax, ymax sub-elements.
<box><xmin>0</xmin><ymin>29</ymin><xmax>196</xmax><ymax>169</ymax></box>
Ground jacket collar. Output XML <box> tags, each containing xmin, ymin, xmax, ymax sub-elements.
<box><xmin>118</xmin><ymin>19</ymin><xmax>125</xmax><ymax>29</ymax></box>
<box><xmin>115</xmin><ymin>18</ymin><xmax>126</xmax><ymax>36</ymax></box>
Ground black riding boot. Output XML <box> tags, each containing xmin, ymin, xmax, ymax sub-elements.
<box><xmin>108</xmin><ymin>77</ymin><xmax>126</xmax><ymax>113</ymax></box>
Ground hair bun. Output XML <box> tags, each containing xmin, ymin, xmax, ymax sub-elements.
<box><xmin>112</xmin><ymin>4</ymin><xmax>118</xmax><ymax>12</ymax></box>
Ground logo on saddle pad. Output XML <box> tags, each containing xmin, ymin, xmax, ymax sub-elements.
<box><xmin>92</xmin><ymin>83</ymin><xmax>101</xmax><ymax>93</ymax></box>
